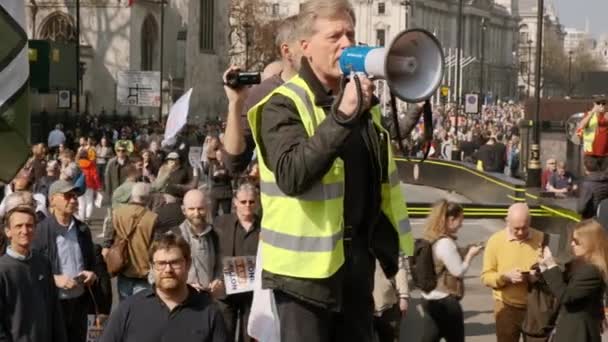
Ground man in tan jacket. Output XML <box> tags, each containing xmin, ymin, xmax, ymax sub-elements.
<box><xmin>373</xmin><ymin>257</ymin><xmax>410</xmax><ymax>342</ymax></box>
<box><xmin>103</xmin><ymin>182</ymin><xmax>158</xmax><ymax>301</ymax></box>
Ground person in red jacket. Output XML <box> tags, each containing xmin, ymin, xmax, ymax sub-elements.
<box><xmin>77</xmin><ymin>149</ymin><xmax>101</xmax><ymax>223</ymax></box>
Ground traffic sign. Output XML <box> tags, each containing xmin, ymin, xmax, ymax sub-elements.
<box><xmin>464</xmin><ymin>93</ymin><xmax>479</xmax><ymax>114</ymax></box>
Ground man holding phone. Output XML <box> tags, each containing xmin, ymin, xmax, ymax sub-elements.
<box><xmin>481</xmin><ymin>203</ymin><xmax>544</xmax><ymax>342</ymax></box>
<box><xmin>32</xmin><ymin>180</ymin><xmax>99</xmax><ymax>342</ymax></box>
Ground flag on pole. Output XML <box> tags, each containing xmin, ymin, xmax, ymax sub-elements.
<box><xmin>162</xmin><ymin>88</ymin><xmax>193</xmax><ymax>147</ymax></box>
<box><xmin>0</xmin><ymin>1</ymin><xmax>31</xmax><ymax>182</ymax></box>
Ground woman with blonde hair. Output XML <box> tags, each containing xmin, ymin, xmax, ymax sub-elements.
<box><xmin>421</xmin><ymin>200</ymin><xmax>482</xmax><ymax>342</ymax></box>
<box><xmin>539</xmin><ymin>219</ymin><xmax>608</xmax><ymax>342</ymax></box>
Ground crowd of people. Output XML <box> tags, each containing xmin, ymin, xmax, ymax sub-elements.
<box><xmin>402</xmin><ymin>102</ymin><xmax>524</xmax><ymax>177</ymax></box>
<box><xmin>2</xmin><ymin>0</ymin><xmax>608</xmax><ymax>342</ymax></box>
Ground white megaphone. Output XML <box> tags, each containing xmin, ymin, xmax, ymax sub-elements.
<box><xmin>339</xmin><ymin>29</ymin><xmax>445</xmax><ymax>103</ymax></box>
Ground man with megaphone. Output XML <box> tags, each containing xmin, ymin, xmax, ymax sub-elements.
<box><xmin>246</xmin><ymin>0</ymin><xmax>443</xmax><ymax>341</ymax></box>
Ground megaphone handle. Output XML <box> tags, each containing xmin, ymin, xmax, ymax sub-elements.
<box><xmin>350</xmin><ymin>72</ymin><xmax>364</xmax><ymax>119</ymax></box>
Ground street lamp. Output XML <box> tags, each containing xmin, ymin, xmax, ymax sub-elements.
<box><xmin>568</xmin><ymin>50</ymin><xmax>573</xmax><ymax>96</ymax></box>
<box><xmin>527</xmin><ymin>39</ymin><xmax>533</xmax><ymax>98</ymax></box>
<box><xmin>452</xmin><ymin>0</ymin><xmax>464</xmax><ymax>161</ymax></box>
<box><xmin>479</xmin><ymin>18</ymin><xmax>487</xmax><ymax>114</ymax></box>
<box><xmin>243</xmin><ymin>23</ymin><xmax>253</xmax><ymax>69</ymax></box>
<box><xmin>527</xmin><ymin>0</ymin><xmax>544</xmax><ymax>188</ymax></box>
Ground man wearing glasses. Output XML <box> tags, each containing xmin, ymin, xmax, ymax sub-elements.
<box><xmin>214</xmin><ymin>182</ymin><xmax>261</xmax><ymax>342</ymax></box>
<box><xmin>578</xmin><ymin>97</ymin><xmax>608</xmax><ymax>171</ymax></box>
<box><xmin>32</xmin><ymin>180</ymin><xmax>99</xmax><ymax>342</ymax></box>
<box><xmin>100</xmin><ymin>234</ymin><xmax>227</xmax><ymax>342</ymax></box>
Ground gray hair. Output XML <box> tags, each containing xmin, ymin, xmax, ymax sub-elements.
<box><xmin>296</xmin><ymin>0</ymin><xmax>356</xmax><ymax>39</ymax></box>
<box><xmin>235</xmin><ymin>182</ymin><xmax>259</xmax><ymax>197</ymax></box>
<box><xmin>275</xmin><ymin>15</ymin><xmax>299</xmax><ymax>49</ymax></box>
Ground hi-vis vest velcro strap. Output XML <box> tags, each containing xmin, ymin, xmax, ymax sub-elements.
<box><xmin>283</xmin><ymin>82</ymin><xmax>317</xmax><ymax>128</ymax></box>
<box><xmin>398</xmin><ymin>218</ymin><xmax>412</xmax><ymax>234</ymax></box>
<box><xmin>260</xmin><ymin>181</ymin><xmax>344</xmax><ymax>201</ymax></box>
<box><xmin>262</xmin><ymin>227</ymin><xmax>343</xmax><ymax>252</ymax></box>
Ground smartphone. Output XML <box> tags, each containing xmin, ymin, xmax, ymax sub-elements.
<box><xmin>73</xmin><ymin>274</ymin><xmax>86</xmax><ymax>284</ymax></box>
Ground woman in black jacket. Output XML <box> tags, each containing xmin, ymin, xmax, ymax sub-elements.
<box><xmin>539</xmin><ymin>219</ymin><xmax>608</xmax><ymax>342</ymax></box>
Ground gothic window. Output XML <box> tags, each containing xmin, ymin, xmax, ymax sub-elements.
<box><xmin>39</xmin><ymin>11</ymin><xmax>77</xmax><ymax>42</ymax></box>
<box><xmin>141</xmin><ymin>14</ymin><xmax>158</xmax><ymax>71</ymax></box>
<box><xmin>200</xmin><ymin>0</ymin><xmax>214</xmax><ymax>52</ymax></box>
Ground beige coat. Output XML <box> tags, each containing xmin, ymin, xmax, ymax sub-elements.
<box><xmin>373</xmin><ymin>257</ymin><xmax>410</xmax><ymax>314</ymax></box>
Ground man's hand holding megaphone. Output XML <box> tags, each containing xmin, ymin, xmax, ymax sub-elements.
<box><xmin>333</xmin><ymin>74</ymin><xmax>376</xmax><ymax>123</ymax></box>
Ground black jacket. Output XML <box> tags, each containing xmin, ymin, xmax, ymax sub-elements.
<box><xmin>257</xmin><ymin>58</ymin><xmax>401</xmax><ymax>310</ymax></box>
<box><xmin>542</xmin><ymin>262</ymin><xmax>605</xmax><ymax>342</ymax></box>
<box><xmin>31</xmin><ymin>215</ymin><xmax>97</xmax><ymax>277</ymax></box>
<box><xmin>0</xmin><ymin>252</ymin><xmax>67</xmax><ymax>342</ymax></box>
<box><xmin>578</xmin><ymin>172</ymin><xmax>608</xmax><ymax>219</ymax></box>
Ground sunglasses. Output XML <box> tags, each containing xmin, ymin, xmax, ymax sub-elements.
<box><xmin>238</xmin><ymin>200</ymin><xmax>255</xmax><ymax>205</ymax></box>
<box><xmin>62</xmin><ymin>192</ymin><xmax>77</xmax><ymax>200</ymax></box>
<box><xmin>116</xmin><ymin>149</ymin><xmax>127</xmax><ymax>153</ymax></box>
<box><xmin>596</xmin><ymin>102</ymin><xmax>607</xmax><ymax>106</ymax></box>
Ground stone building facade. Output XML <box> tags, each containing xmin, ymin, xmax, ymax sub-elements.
<box><xmin>25</xmin><ymin>0</ymin><xmax>189</xmax><ymax>118</ymax></box>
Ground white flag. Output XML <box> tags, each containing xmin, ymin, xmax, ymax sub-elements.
<box><xmin>162</xmin><ymin>88</ymin><xmax>193</xmax><ymax>146</ymax></box>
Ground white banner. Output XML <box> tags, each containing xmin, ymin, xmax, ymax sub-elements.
<box><xmin>162</xmin><ymin>88</ymin><xmax>192</xmax><ymax>146</ymax></box>
<box><xmin>222</xmin><ymin>256</ymin><xmax>256</xmax><ymax>295</ymax></box>
<box><xmin>116</xmin><ymin>70</ymin><xmax>160</xmax><ymax>107</ymax></box>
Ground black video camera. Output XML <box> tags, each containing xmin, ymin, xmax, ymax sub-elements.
<box><xmin>225</xmin><ymin>71</ymin><xmax>261</xmax><ymax>89</ymax></box>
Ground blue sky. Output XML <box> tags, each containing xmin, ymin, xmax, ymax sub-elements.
<box><xmin>553</xmin><ymin>0</ymin><xmax>608</xmax><ymax>38</ymax></box>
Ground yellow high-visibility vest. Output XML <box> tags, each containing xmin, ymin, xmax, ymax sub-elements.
<box><xmin>583</xmin><ymin>113</ymin><xmax>599</xmax><ymax>154</ymax></box>
<box><xmin>247</xmin><ymin>75</ymin><xmax>414</xmax><ymax>279</ymax></box>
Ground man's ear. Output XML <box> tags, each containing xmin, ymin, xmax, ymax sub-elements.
<box><xmin>299</xmin><ymin>39</ymin><xmax>310</xmax><ymax>58</ymax></box>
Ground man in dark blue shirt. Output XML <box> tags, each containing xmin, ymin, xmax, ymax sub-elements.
<box><xmin>0</xmin><ymin>204</ymin><xmax>67</xmax><ymax>342</ymax></box>
<box><xmin>100</xmin><ymin>233</ymin><xmax>227</xmax><ymax>342</ymax></box>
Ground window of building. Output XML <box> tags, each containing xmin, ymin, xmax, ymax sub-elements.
<box><xmin>200</xmin><ymin>0</ymin><xmax>214</xmax><ymax>52</ymax></box>
<box><xmin>141</xmin><ymin>14</ymin><xmax>158</xmax><ymax>71</ymax></box>
<box><xmin>39</xmin><ymin>11</ymin><xmax>77</xmax><ymax>42</ymax></box>
<box><xmin>272</xmin><ymin>3</ymin><xmax>280</xmax><ymax>17</ymax></box>
<box><xmin>376</xmin><ymin>29</ymin><xmax>386</xmax><ymax>47</ymax></box>
<box><xmin>378</xmin><ymin>2</ymin><xmax>386</xmax><ymax>15</ymax></box>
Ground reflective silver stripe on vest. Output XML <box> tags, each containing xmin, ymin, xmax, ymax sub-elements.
<box><xmin>283</xmin><ymin>82</ymin><xmax>318</xmax><ymax>128</ymax></box>
<box><xmin>398</xmin><ymin>218</ymin><xmax>412</xmax><ymax>234</ymax></box>
<box><xmin>260</xmin><ymin>181</ymin><xmax>344</xmax><ymax>201</ymax></box>
<box><xmin>262</xmin><ymin>227</ymin><xmax>343</xmax><ymax>252</ymax></box>
<box><xmin>389</xmin><ymin>170</ymin><xmax>399</xmax><ymax>186</ymax></box>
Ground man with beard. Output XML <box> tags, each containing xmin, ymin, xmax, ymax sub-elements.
<box><xmin>175</xmin><ymin>189</ymin><xmax>223</xmax><ymax>296</ymax></box>
<box><xmin>100</xmin><ymin>233</ymin><xmax>228</xmax><ymax>342</ymax></box>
